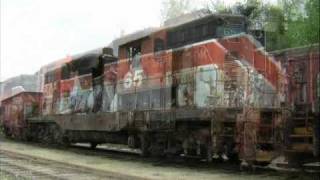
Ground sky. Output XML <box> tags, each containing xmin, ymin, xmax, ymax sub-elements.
<box><xmin>0</xmin><ymin>0</ymin><xmax>268</xmax><ymax>81</ymax></box>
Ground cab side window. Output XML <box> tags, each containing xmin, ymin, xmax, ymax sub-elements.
<box><xmin>44</xmin><ymin>71</ymin><xmax>55</xmax><ymax>84</ymax></box>
<box><xmin>127</xmin><ymin>45</ymin><xmax>141</xmax><ymax>69</ymax></box>
<box><xmin>61</xmin><ymin>64</ymin><xmax>71</xmax><ymax>80</ymax></box>
<box><xmin>154</xmin><ymin>38</ymin><xmax>165</xmax><ymax>52</ymax></box>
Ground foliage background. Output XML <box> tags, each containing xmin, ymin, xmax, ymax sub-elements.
<box><xmin>161</xmin><ymin>0</ymin><xmax>319</xmax><ymax>51</ymax></box>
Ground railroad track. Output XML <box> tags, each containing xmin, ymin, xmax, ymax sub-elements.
<box><xmin>41</xmin><ymin>142</ymin><xmax>320</xmax><ymax>174</ymax></box>
<box><xmin>0</xmin><ymin>150</ymin><xmax>144</xmax><ymax>180</ymax></box>
<box><xmin>72</xmin><ymin>143</ymin><xmax>141</xmax><ymax>156</ymax></box>
<box><xmin>1</xmin><ymin>138</ymin><xmax>318</xmax><ymax>180</ymax></box>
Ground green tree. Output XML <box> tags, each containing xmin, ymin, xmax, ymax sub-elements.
<box><xmin>304</xmin><ymin>0</ymin><xmax>320</xmax><ymax>45</ymax></box>
<box><xmin>285</xmin><ymin>0</ymin><xmax>319</xmax><ymax>47</ymax></box>
<box><xmin>160</xmin><ymin>0</ymin><xmax>193</xmax><ymax>23</ymax></box>
<box><xmin>206</xmin><ymin>0</ymin><xmax>282</xmax><ymax>50</ymax></box>
<box><xmin>263</xmin><ymin>5</ymin><xmax>287</xmax><ymax>51</ymax></box>
<box><xmin>204</xmin><ymin>0</ymin><xmax>232</xmax><ymax>14</ymax></box>
<box><xmin>161</xmin><ymin>0</ymin><xmax>319</xmax><ymax>50</ymax></box>
<box><xmin>207</xmin><ymin>0</ymin><xmax>319</xmax><ymax>50</ymax></box>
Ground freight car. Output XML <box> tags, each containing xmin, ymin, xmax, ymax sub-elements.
<box><xmin>1</xmin><ymin>13</ymin><xmax>289</xmax><ymax>166</ymax></box>
<box><xmin>272</xmin><ymin>44</ymin><xmax>320</xmax><ymax>165</ymax></box>
<box><xmin>1</xmin><ymin>92</ymin><xmax>42</xmax><ymax>139</ymax></box>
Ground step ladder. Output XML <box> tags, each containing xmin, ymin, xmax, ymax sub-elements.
<box><xmin>287</xmin><ymin>103</ymin><xmax>314</xmax><ymax>153</ymax></box>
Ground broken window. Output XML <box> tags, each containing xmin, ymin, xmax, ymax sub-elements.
<box><xmin>154</xmin><ymin>38</ymin><xmax>165</xmax><ymax>52</ymax></box>
<box><xmin>202</xmin><ymin>24</ymin><xmax>209</xmax><ymax>37</ymax></box>
<box><xmin>127</xmin><ymin>46</ymin><xmax>141</xmax><ymax>60</ymax></box>
<box><xmin>44</xmin><ymin>70</ymin><xmax>55</xmax><ymax>84</ymax></box>
<box><xmin>71</xmin><ymin>54</ymin><xmax>100</xmax><ymax>76</ymax></box>
<box><xmin>194</xmin><ymin>25</ymin><xmax>202</xmax><ymax>41</ymax></box>
<box><xmin>178</xmin><ymin>30</ymin><xmax>185</xmax><ymax>44</ymax></box>
<box><xmin>127</xmin><ymin>45</ymin><xmax>141</xmax><ymax>69</ymax></box>
<box><xmin>61</xmin><ymin>64</ymin><xmax>71</xmax><ymax>80</ymax></box>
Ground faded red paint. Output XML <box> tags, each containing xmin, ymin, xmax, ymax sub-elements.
<box><xmin>219</xmin><ymin>36</ymin><xmax>283</xmax><ymax>89</ymax></box>
<box><xmin>104</xmin><ymin>63</ymin><xmax>118</xmax><ymax>83</ymax></box>
<box><xmin>61</xmin><ymin>79</ymin><xmax>74</xmax><ymax>95</ymax></box>
<box><xmin>41</xmin><ymin>56</ymin><xmax>72</xmax><ymax>115</ymax></box>
<box><xmin>1</xmin><ymin>92</ymin><xmax>42</xmax><ymax>138</ymax></box>
<box><xmin>273</xmin><ymin>47</ymin><xmax>320</xmax><ymax>107</ymax></box>
<box><xmin>117</xmin><ymin>40</ymin><xmax>226</xmax><ymax>82</ymax></box>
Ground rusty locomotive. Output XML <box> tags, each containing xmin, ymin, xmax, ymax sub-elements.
<box><xmin>1</xmin><ymin>13</ymin><xmax>319</xmax><ymax>166</ymax></box>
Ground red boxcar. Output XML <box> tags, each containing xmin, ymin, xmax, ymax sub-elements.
<box><xmin>272</xmin><ymin>45</ymin><xmax>320</xmax><ymax>158</ymax></box>
<box><xmin>1</xmin><ymin>92</ymin><xmax>42</xmax><ymax>139</ymax></box>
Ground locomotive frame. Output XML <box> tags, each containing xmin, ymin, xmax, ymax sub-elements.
<box><xmin>1</xmin><ymin>13</ymin><xmax>319</xmax><ymax>167</ymax></box>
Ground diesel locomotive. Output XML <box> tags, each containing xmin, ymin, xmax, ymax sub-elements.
<box><xmin>1</xmin><ymin>13</ymin><xmax>319</xmax><ymax>166</ymax></box>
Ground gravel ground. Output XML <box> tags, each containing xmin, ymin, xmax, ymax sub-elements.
<box><xmin>0</xmin><ymin>137</ymin><xmax>317</xmax><ymax>180</ymax></box>
<box><xmin>0</xmin><ymin>171</ymin><xmax>27</xmax><ymax>180</ymax></box>
<box><xmin>0</xmin><ymin>150</ymin><xmax>138</xmax><ymax>180</ymax></box>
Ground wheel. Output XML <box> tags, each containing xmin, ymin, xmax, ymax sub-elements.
<box><xmin>3</xmin><ymin>126</ymin><xmax>11</xmax><ymax>138</ymax></box>
<box><xmin>90</xmin><ymin>143</ymin><xmax>98</xmax><ymax>149</ymax></box>
<box><xmin>128</xmin><ymin>135</ymin><xmax>139</xmax><ymax>148</ymax></box>
<box><xmin>20</xmin><ymin>128</ymin><xmax>28</xmax><ymax>141</ymax></box>
<box><xmin>206</xmin><ymin>142</ymin><xmax>213</xmax><ymax>162</ymax></box>
<box><xmin>139</xmin><ymin>133</ymin><xmax>150</xmax><ymax>157</ymax></box>
<box><xmin>61</xmin><ymin>136</ymin><xmax>71</xmax><ymax>147</ymax></box>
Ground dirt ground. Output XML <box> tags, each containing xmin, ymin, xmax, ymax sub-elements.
<box><xmin>0</xmin><ymin>137</ymin><xmax>316</xmax><ymax>180</ymax></box>
<box><xmin>0</xmin><ymin>171</ymin><xmax>25</xmax><ymax>180</ymax></box>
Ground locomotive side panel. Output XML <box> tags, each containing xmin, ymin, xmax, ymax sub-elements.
<box><xmin>41</xmin><ymin>57</ymin><xmax>72</xmax><ymax>115</ymax></box>
<box><xmin>219</xmin><ymin>35</ymin><xmax>283</xmax><ymax>90</ymax></box>
<box><xmin>116</xmin><ymin>46</ymin><xmax>173</xmax><ymax>111</ymax></box>
<box><xmin>69</xmin><ymin>74</ymin><xmax>93</xmax><ymax>113</ymax></box>
<box><xmin>219</xmin><ymin>35</ymin><xmax>284</xmax><ymax>108</ymax></box>
<box><xmin>59</xmin><ymin>69</ymin><xmax>74</xmax><ymax>114</ymax></box>
<box><xmin>102</xmin><ymin>60</ymin><xmax>118</xmax><ymax>112</ymax></box>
